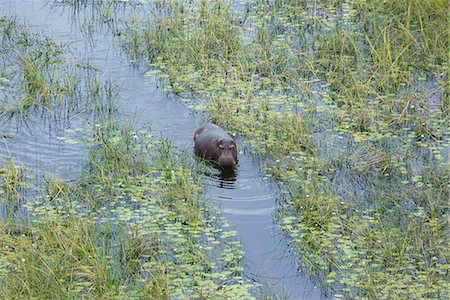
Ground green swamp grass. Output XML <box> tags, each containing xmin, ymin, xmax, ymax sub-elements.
<box><xmin>0</xmin><ymin>119</ymin><xmax>259</xmax><ymax>299</ymax></box>
<box><xmin>2</xmin><ymin>0</ymin><xmax>447</xmax><ymax>297</ymax></box>
<box><xmin>51</xmin><ymin>0</ymin><xmax>140</xmax><ymax>41</ymax></box>
<box><xmin>119</xmin><ymin>0</ymin><xmax>449</xmax><ymax>297</ymax></box>
<box><xmin>0</xmin><ymin>14</ymin><xmax>259</xmax><ymax>299</ymax></box>
<box><xmin>0</xmin><ymin>157</ymin><xmax>24</xmax><ymax>216</ymax></box>
<box><xmin>0</xmin><ymin>17</ymin><xmax>104</xmax><ymax>121</ymax></box>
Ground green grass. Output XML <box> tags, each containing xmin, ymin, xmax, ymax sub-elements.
<box><xmin>0</xmin><ymin>17</ymin><xmax>102</xmax><ymax>120</ymax></box>
<box><xmin>0</xmin><ymin>15</ymin><xmax>260</xmax><ymax>299</ymax></box>
<box><xmin>0</xmin><ymin>119</ymin><xmax>259</xmax><ymax>299</ymax></box>
<box><xmin>0</xmin><ymin>157</ymin><xmax>24</xmax><ymax>217</ymax></box>
<box><xmin>119</xmin><ymin>0</ymin><xmax>449</xmax><ymax>297</ymax></box>
<box><xmin>0</xmin><ymin>218</ymin><xmax>120</xmax><ymax>299</ymax></box>
<box><xmin>2</xmin><ymin>0</ymin><xmax>447</xmax><ymax>297</ymax></box>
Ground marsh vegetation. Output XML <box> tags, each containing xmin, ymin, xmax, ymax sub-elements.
<box><xmin>122</xmin><ymin>0</ymin><xmax>449</xmax><ymax>298</ymax></box>
<box><xmin>0</xmin><ymin>15</ymin><xmax>258</xmax><ymax>299</ymax></box>
<box><xmin>1</xmin><ymin>0</ymin><xmax>448</xmax><ymax>299</ymax></box>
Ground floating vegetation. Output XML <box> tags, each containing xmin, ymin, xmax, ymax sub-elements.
<box><xmin>0</xmin><ymin>120</ymin><xmax>258</xmax><ymax>299</ymax></box>
<box><xmin>121</xmin><ymin>0</ymin><xmax>449</xmax><ymax>297</ymax></box>
<box><xmin>0</xmin><ymin>12</ymin><xmax>259</xmax><ymax>298</ymax></box>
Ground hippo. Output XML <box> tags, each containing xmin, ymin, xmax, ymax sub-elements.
<box><xmin>194</xmin><ymin>123</ymin><xmax>238</xmax><ymax>168</ymax></box>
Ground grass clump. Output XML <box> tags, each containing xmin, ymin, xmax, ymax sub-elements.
<box><xmin>0</xmin><ymin>157</ymin><xmax>24</xmax><ymax>217</ymax></box>
<box><xmin>120</xmin><ymin>0</ymin><xmax>449</xmax><ymax>297</ymax></box>
<box><xmin>0</xmin><ymin>17</ymin><xmax>102</xmax><ymax>121</ymax></box>
<box><xmin>0</xmin><ymin>219</ymin><xmax>119</xmax><ymax>299</ymax></box>
<box><xmin>51</xmin><ymin>0</ymin><xmax>139</xmax><ymax>38</ymax></box>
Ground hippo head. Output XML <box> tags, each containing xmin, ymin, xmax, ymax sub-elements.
<box><xmin>216</xmin><ymin>138</ymin><xmax>237</xmax><ymax>168</ymax></box>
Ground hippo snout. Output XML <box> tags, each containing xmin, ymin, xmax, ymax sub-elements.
<box><xmin>218</xmin><ymin>152</ymin><xmax>237</xmax><ymax>168</ymax></box>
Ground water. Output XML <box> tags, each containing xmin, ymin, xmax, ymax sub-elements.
<box><xmin>0</xmin><ymin>1</ymin><xmax>322</xmax><ymax>298</ymax></box>
<box><xmin>204</xmin><ymin>154</ymin><xmax>321</xmax><ymax>299</ymax></box>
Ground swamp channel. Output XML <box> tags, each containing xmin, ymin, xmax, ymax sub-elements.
<box><xmin>0</xmin><ymin>0</ymin><xmax>448</xmax><ymax>299</ymax></box>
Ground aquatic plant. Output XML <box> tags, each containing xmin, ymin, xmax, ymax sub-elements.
<box><xmin>51</xmin><ymin>0</ymin><xmax>138</xmax><ymax>39</ymax></box>
<box><xmin>0</xmin><ymin>157</ymin><xmax>24</xmax><ymax>216</ymax></box>
<box><xmin>0</xmin><ymin>17</ymin><xmax>101</xmax><ymax>121</ymax></box>
<box><xmin>120</xmin><ymin>0</ymin><xmax>449</xmax><ymax>297</ymax></box>
<box><xmin>0</xmin><ymin>6</ymin><xmax>259</xmax><ymax>299</ymax></box>
<box><xmin>0</xmin><ymin>119</ymin><xmax>258</xmax><ymax>298</ymax></box>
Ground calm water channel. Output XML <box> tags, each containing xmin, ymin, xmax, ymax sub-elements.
<box><xmin>0</xmin><ymin>1</ymin><xmax>323</xmax><ymax>298</ymax></box>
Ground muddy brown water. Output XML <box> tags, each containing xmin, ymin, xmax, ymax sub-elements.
<box><xmin>0</xmin><ymin>1</ymin><xmax>324</xmax><ymax>298</ymax></box>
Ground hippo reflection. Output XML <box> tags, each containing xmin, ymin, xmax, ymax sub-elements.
<box><xmin>194</xmin><ymin>123</ymin><xmax>238</xmax><ymax>168</ymax></box>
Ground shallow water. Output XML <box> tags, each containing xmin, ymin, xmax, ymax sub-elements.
<box><xmin>204</xmin><ymin>154</ymin><xmax>321</xmax><ymax>299</ymax></box>
<box><xmin>0</xmin><ymin>1</ymin><xmax>322</xmax><ymax>298</ymax></box>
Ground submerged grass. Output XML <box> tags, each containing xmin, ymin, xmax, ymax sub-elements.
<box><xmin>51</xmin><ymin>0</ymin><xmax>138</xmax><ymax>41</ymax></box>
<box><xmin>120</xmin><ymin>0</ymin><xmax>449</xmax><ymax>297</ymax></box>
<box><xmin>0</xmin><ymin>16</ymin><xmax>104</xmax><ymax>121</ymax></box>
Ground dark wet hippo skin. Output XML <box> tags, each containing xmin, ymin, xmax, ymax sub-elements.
<box><xmin>194</xmin><ymin>123</ymin><xmax>238</xmax><ymax>168</ymax></box>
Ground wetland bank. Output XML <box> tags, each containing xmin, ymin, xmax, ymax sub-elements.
<box><xmin>1</xmin><ymin>0</ymin><xmax>449</xmax><ymax>299</ymax></box>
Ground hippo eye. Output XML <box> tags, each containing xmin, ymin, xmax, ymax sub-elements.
<box><xmin>230</xmin><ymin>144</ymin><xmax>235</xmax><ymax>149</ymax></box>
